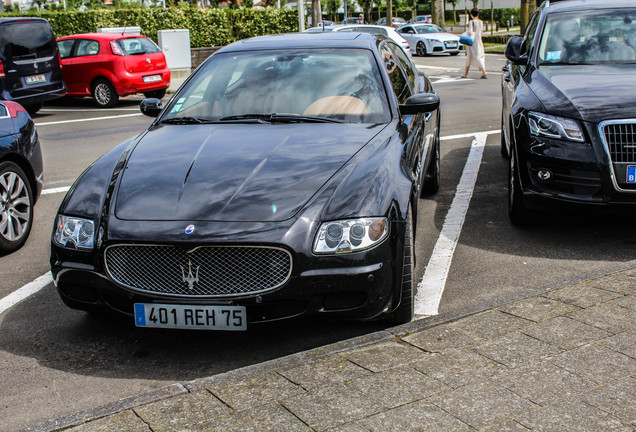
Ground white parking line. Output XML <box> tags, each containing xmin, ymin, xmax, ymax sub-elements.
<box><xmin>40</xmin><ymin>108</ymin><xmax>140</xmax><ymax>112</ymax></box>
<box><xmin>42</xmin><ymin>186</ymin><xmax>70</xmax><ymax>195</ymax></box>
<box><xmin>35</xmin><ymin>113</ymin><xmax>143</xmax><ymax>126</ymax></box>
<box><xmin>0</xmin><ymin>273</ymin><xmax>52</xmax><ymax>315</ymax></box>
<box><xmin>3</xmin><ymin>129</ymin><xmax>500</xmax><ymax>316</ymax></box>
<box><xmin>415</xmin><ymin>133</ymin><xmax>489</xmax><ymax>317</ymax></box>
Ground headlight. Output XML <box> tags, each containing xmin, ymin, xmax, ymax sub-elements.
<box><xmin>53</xmin><ymin>215</ymin><xmax>95</xmax><ymax>250</ymax></box>
<box><xmin>528</xmin><ymin>112</ymin><xmax>584</xmax><ymax>142</ymax></box>
<box><xmin>313</xmin><ymin>218</ymin><xmax>389</xmax><ymax>254</ymax></box>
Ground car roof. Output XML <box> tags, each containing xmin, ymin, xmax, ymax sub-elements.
<box><xmin>219</xmin><ymin>32</ymin><xmax>380</xmax><ymax>53</ymax></box>
<box><xmin>57</xmin><ymin>33</ymin><xmax>148</xmax><ymax>41</ymax></box>
<box><xmin>545</xmin><ymin>0</ymin><xmax>635</xmax><ymax>13</ymax></box>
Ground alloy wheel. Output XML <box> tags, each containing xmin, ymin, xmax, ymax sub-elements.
<box><xmin>94</xmin><ymin>82</ymin><xmax>112</xmax><ymax>106</ymax></box>
<box><xmin>0</xmin><ymin>171</ymin><xmax>31</xmax><ymax>243</ymax></box>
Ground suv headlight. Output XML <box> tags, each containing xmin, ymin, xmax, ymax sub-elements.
<box><xmin>528</xmin><ymin>112</ymin><xmax>584</xmax><ymax>142</ymax></box>
<box><xmin>53</xmin><ymin>215</ymin><xmax>95</xmax><ymax>250</ymax></box>
<box><xmin>313</xmin><ymin>217</ymin><xmax>389</xmax><ymax>254</ymax></box>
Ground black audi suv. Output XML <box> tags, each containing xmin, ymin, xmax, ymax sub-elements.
<box><xmin>501</xmin><ymin>0</ymin><xmax>636</xmax><ymax>224</ymax></box>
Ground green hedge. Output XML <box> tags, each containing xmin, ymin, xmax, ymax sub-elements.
<box><xmin>445</xmin><ymin>7</ymin><xmax>520</xmax><ymax>27</ymax></box>
<box><xmin>3</xmin><ymin>8</ymin><xmax>299</xmax><ymax>48</ymax></box>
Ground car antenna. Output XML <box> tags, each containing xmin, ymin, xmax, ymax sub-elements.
<box><xmin>121</xmin><ymin>27</ymin><xmax>127</xmax><ymax>36</ymax></box>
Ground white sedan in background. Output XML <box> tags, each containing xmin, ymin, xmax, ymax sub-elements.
<box><xmin>332</xmin><ymin>25</ymin><xmax>412</xmax><ymax>58</ymax></box>
<box><xmin>397</xmin><ymin>24</ymin><xmax>463</xmax><ymax>56</ymax></box>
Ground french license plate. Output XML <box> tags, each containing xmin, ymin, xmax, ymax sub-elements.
<box><xmin>143</xmin><ymin>74</ymin><xmax>162</xmax><ymax>83</ymax></box>
<box><xmin>134</xmin><ymin>303</ymin><xmax>247</xmax><ymax>331</ymax></box>
<box><xmin>25</xmin><ymin>74</ymin><xmax>46</xmax><ymax>84</ymax></box>
<box><xmin>627</xmin><ymin>166</ymin><xmax>636</xmax><ymax>183</ymax></box>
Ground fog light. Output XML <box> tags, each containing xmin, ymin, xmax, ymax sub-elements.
<box><xmin>537</xmin><ymin>169</ymin><xmax>552</xmax><ymax>181</ymax></box>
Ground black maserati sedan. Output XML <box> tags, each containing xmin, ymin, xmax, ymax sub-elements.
<box><xmin>501</xmin><ymin>0</ymin><xmax>636</xmax><ymax>224</ymax></box>
<box><xmin>0</xmin><ymin>100</ymin><xmax>43</xmax><ymax>254</ymax></box>
<box><xmin>50</xmin><ymin>33</ymin><xmax>441</xmax><ymax>330</ymax></box>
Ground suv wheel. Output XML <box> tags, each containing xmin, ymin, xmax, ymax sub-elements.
<box><xmin>92</xmin><ymin>79</ymin><xmax>119</xmax><ymax>108</ymax></box>
<box><xmin>508</xmin><ymin>148</ymin><xmax>530</xmax><ymax>225</ymax></box>
<box><xmin>0</xmin><ymin>161</ymin><xmax>34</xmax><ymax>254</ymax></box>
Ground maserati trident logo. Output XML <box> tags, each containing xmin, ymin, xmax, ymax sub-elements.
<box><xmin>180</xmin><ymin>260</ymin><xmax>200</xmax><ymax>290</ymax></box>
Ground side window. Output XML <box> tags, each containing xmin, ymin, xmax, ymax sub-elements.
<box><xmin>380</xmin><ymin>43</ymin><xmax>411</xmax><ymax>104</ymax></box>
<box><xmin>76</xmin><ymin>40</ymin><xmax>100</xmax><ymax>57</ymax></box>
<box><xmin>523</xmin><ymin>10</ymin><xmax>541</xmax><ymax>56</ymax></box>
<box><xmin>388</xmin><ymin>41</ymin><xmax>415</xmax><ymax>93</ymax></box>
<box><xmin>58</xmin><ymin>40</ymin><xmax>75</xmax><ymax>59</ymax></box>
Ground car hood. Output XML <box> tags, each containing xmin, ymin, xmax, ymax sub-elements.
<box><xmin>532</xmin><ymin>64</ymin><xmax>636</xmax><ymax>123</ymax></box>
<box><xmin>114</xmin><ymin>123</ymin><xmax>383</xmax><ymax>222</ymax></box>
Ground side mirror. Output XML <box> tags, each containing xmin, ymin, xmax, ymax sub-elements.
<box><xmin>140</xmin><ymin>98</ymin><xmax>163</xmax><ymax>117</ymax></box>
<box><xmin>399</xmin><ymin>93</ymin><xmax>440</xmax><ymax>115</ymax></box>
<box><xmin>505</xmin><ymin>36</ymin><xmax>529</xmax><ymax>65</ymax></box>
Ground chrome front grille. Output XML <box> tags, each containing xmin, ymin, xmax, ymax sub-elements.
<box><xmin>104</xmin><ymin>245</ymin><xmax>292</xmax><ymax>297</ymax></box>
<box><xmin>603</xmin><ymin>122</ymin><xmax>636</xmax><ymax>163</ymax></box>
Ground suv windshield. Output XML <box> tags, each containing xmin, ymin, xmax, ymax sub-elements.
<box><xmin>115</xmin><ymin>37</ymin><xmax>161</xmax><ymax>56</ymax></box>
<box><xmin>0</xmin><ymin>21</ymin><xmax>57</xmax><ymax>60</ymax></box>
<box><xmin>163</xmin><ymin>48</ymin><xmax>391</xmax><ymax>124</ymax></box>
<box><xmin>538</xmin><ymin>8</ymin><xmax>636</xmax><ymax>64</ymax></box>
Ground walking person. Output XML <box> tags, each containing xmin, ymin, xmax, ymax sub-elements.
<box><xmin>462</xmin><ymin>8</ymin><xmax>488</xmax><ymax>79</ymax></box>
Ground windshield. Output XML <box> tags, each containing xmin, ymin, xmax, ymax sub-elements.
<box><xmin>538</xmin><ymin>8</ymin><xmax>636</xmax><ymax>64</ymax></box>
<box><xmin>0</xmin><ymin>21</ymin><xmax>57</xmax><ymax>60</ymax></box>
<box><xmin>163</xmin><ymin>48</ymin><xmax>391</xmax><ymax>124</ymax></box>
<box><xmin>415</xmin><ymin>25</ymin><xmax>444</xmax><ymax>34</ymax></box>
<box><xmin>115</xmin><ymin>37</ymin><xmax>161</xmax><ymax>56</ymax></box>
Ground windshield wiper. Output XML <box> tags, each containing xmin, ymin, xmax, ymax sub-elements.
<box><xmin>160</xmin><ymin>116</ymin><xmax>209</xmax><ymax>125</ymax></box>
<box><xmin>219</xmin><ymin>113</ymin><xmax>344</xmax><ymax>123</ymax></box>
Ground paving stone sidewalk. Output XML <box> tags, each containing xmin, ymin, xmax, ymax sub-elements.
<box><xmin>26</xmin><ymin>267</ymin><xmax>636</xmax><ymax>432</ymax></box>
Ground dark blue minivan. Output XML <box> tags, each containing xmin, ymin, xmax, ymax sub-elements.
<box><xmin>0</xmin><ymin>17</ymin><xmax>66</xmax><ymax>115</ymax></box>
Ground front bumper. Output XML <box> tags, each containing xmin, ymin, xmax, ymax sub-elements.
<box><xmin>51</xmin><ymin>234</ymin><xmax>403</xmax><ymax>325</ymax></box>
<box><xmin>516</xmin><ymin>123</ymin><xmax>636</xmax><ymax>212</ymax></box>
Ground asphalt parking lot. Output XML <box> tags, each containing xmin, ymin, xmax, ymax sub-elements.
<box><xmin>1</xmin><ymin>52</ymin><xmax>636</xmax><ymax>431</ymax></box>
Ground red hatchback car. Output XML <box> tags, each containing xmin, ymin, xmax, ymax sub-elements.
<box><xmin>57</xmin><ymin>33</ymin><xmax>170</xmax><ymax>107</ymax></box>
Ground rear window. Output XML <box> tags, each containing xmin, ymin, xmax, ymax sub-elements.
<box><xmin>115</xmin><ymin>37</ymin><xmax>161</xmax><ymax>56</ymax></box>
<box><xmin>0</xmin><ymin>21</ymin><xmax>57</xmax><ymax>60</ymax></box>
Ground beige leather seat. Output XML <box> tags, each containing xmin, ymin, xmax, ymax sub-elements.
<box><xmin>303</xmin><ymin>95</ymin><xmax>368</xmax><ymax>116</ymax></box>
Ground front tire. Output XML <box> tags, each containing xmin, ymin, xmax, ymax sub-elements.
<box><xmin>0</xmin><ymin>161</ymin><xmax>34</xmax><ymax>255</ymax></box>
<box><xmin>416</xmin><ymin>41</ymin><xmax>428</xmax><ymax>57</ymax></box>
<box><xmin>421</xmin><ymin>131</ymin><xmax>440</xmax><ymax>196</ymax></box>
<box><xmin>390</xmin><ymin>207</ymin><xmax>415</xmax><ymax>325</ymax></box>
<box><xmin>508</xmin><ymin>148</ymin><xmax>529</xmax><ymax>225</ymax></box>
<box><xmin>92</xmin><ymin>79</ymin><xmax>119</xmax><ymax>108</ymax></box>
<box><xmin>500</xmin><ymin>115</ymin><xmax>510</xmax><ymax>159</ymax></box>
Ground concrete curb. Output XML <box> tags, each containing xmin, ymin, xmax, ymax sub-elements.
<box><xmin>21</xmin><ymin>258</ymin><xmax>636</xmax><ymax>432</ymax></box>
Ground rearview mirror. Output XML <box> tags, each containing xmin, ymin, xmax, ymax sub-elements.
<box><xmin>140</xmin><ymin>98</ymin><xmax>163</xmax><ymax>118</ymax></box>
<box><xmin>399</xmin><ymin>93</ymin><xmax>440</xmax><ymax>115</ymax></box>
<box><xmin>505</xmin><ymin>36</ymin><xmax>528</xmax><ymax>65</ymax></box>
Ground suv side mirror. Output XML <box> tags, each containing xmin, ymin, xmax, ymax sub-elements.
<box><xmin>399</xmin><ymin>93</ymin><xmax>440</xmax><ymax>115</ymax></box>
<box><xmin>505</xmin><ymin>36</ymin><xmax>529</xmax><ymax>65</ymax></box>
<box><xmin>140</xmin><ymin>98</ymin><xmax>163</xmax><ymax>117</ymax></box>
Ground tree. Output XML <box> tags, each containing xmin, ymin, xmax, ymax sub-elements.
<box><xmin>447</xmin><ymin>0</ymin><xmax>458</xmax><ymax>25</ymax></box>
<box><xmin>324</xmin><ymin>0</ymin><xmax>340</xmax><ymax>21</ymax></box>
<box><xmin>520</xmin><ymin>0</ymin><xmax>529</xmax><ymax>34</ymax></box>
<box><xmin>311</xmin><ymin>0</ymin><xmax>322</xmax><ymax>26</ymax></box>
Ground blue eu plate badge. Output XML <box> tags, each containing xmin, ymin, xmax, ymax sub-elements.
<box><xmin>628</xmin><ymin>166</ymin><xmax>636</xmax><ymax>183</ymax></box>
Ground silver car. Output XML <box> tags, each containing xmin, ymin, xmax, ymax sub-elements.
<box><xmin>397</xmin><ymin>24</ymin><xmax>463</xmax><ymax>56</ymax></box>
